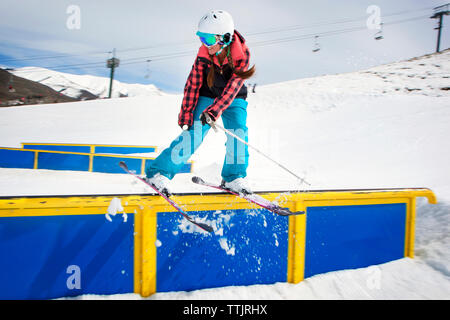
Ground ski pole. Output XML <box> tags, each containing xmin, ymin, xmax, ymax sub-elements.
<box><xmin>204</xmin><ymin>114</ymin><xmax>311</xmax><ymax>186</ymax></box>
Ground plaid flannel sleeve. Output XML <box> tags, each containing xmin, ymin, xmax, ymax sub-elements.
<box><xmin>204</xmin><ymin>47</ymin><xmax>250</xmax><ymax>121</ymax></box>
<box><xmin>178</xmin><ymin>58</ymin><xmax>205</xmax><ymax>127</ymax></box>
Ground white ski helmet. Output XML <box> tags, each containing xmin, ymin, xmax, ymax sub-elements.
<box><xmin>197</xmin><ymin>10</ymin><xmax>234</xmax><ymax>38</ymax></box>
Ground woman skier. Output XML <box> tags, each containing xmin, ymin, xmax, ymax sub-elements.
<box><xmin>145</xmin><ymin>10</ymin><xmax>256</xmax><ymax>196</ymax></box>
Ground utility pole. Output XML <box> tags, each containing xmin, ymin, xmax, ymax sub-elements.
<box><xmin>430</xmin><ymin>4</ymin><xmax>449</xmax><ymax>53</ymax></box>
<box><xmin>106</xmin><ymin>48</ymin><xmax>120</xmax><ymax>98</ymax></box>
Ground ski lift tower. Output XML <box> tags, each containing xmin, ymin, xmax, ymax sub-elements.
<box><xmin>107</xmin><ymin>48</ymin><xmax>120</xmax><ymax>98</ymax></box>
<box><xmin>430</xmin><ymin>4</ymin><xmax>449</xmax><ymax>53</ymax></box>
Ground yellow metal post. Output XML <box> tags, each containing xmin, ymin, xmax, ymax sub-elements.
<box><xmin>141</xmin><ymin>207</ymin><xmax>157</xmax><ymax>297</ymax></box>
<box><xmin>141</xmin><ymin>159</ymin><xmax>146</xmax><ymax>176</ymax></box>
<box><xmin>405</xmin><ymin>197</ymin><xmax>417</xmax><ymax>258</ymax></box>
<box><xmin>88</xmin><ymin>146</ymin><xmax>95</xmax><ymax>172</ymax></box>
<box><xmin>33</xmin><ymin>151</ymin><xmax>38</xmax><ymax>169</ymax></box>
<box><xmin>134</xmin><ymin>207</ymin><xmax>143</xmax><ymax>295</ymax></box>
<box><xmin>287</xmin><ymin>199</ymin><xmax>306</xmax><ymax>284</ymax></box>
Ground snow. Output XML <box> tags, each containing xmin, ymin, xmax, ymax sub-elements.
<box><xmin>175</xmin><ymin>211</ymin><xmax>239</xmax><ymax>256</ymax></box>
<box><xmin>106</xmin><ymin>197</ymin><xmax>127</xmax><ymax>222</ymax></box>
<box><xmin>10</xmin><ymin>66</ymin><xmax>164</xmax><ymax>99</ymax></box>
<box><xmin>1</xmin><ymin>50</ymin><xmax>450</xmax><ymax>299</ymax></box>
<box><xmin>218</xmin><ymin>238</ymin><xmax>236</xmax><ymax>256</ymax></box>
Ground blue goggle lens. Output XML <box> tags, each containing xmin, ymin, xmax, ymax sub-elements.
<box><xmin>197</xmin><ymin>32</ymin><xmax>222</xmax><ymax>46</ymax></box>
<box><xmin>199</xmin><ymin>35</ymin><xmax>217</xmax><ymax>46</ymax></box>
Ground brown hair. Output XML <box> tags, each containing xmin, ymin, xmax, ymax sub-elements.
<box><xmin>207</xmin><ymin>45</ymin><xmax>256</xmax><ymax>88</ymax></box>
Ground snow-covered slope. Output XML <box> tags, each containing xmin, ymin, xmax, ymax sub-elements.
<box><xmin>258</xmin><ymin>49</ymin><xmax>449</xmax><ymax>108</ymax></box>
<box><xmin>10</xmin><ymin>66</ymin><xmax>164</xmax><ymax>99</ymax></box>
<box><xmin>0</xmin><ymin>50</ymin><xmax>449</xmax><ymax>299</ymax></box>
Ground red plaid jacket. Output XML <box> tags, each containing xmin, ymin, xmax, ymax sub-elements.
<box><xmin>178</xmin><ymin>30</ymin><xmax>251</xmax><ymax>127</ymax></box>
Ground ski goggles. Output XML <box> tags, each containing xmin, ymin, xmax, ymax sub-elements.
<box><xmin>196</xmin><ymin>31</ymin><xmax>222</xmax><ymax>47</ymax></box>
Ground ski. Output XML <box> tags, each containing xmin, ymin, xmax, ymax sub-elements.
<box><xmin>192</xmin><ymin>176</ymin><xmax>305</xmax><ymax>216</ymax></box>
<box><xmin>119</xmin><ymin>161</ymin><xmax>214</xmax><ymax>233</ymax></box>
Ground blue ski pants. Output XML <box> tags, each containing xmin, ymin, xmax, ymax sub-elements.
<box><xmin>146</xmin><ymin>96</ymin><xmax>249</xmax><ymax>182</ymax></box>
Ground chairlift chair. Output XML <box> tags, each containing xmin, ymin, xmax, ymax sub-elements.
<box><xmin>374</xmin><ymin>23</ymin><xmax>384</xmax><ymax>40</ymax></box>
<box><xmin>312</xmin><ymin>35</ymin><xmax>321</xmax><ymax>52</ymax></box>
<box><xmin>144</xmin><ymin>59</ymin><xmax>152</xmax><ymax>79</ymax></box>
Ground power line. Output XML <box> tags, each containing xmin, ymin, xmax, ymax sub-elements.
<box><xmin>1</xmin><ymin>6</ymin><xmax>436</xmax><ymax>65</ymax></box>
<box><xmin>7</xmin><ymin>13</ymin><xmax>433</xmax><ymax>75</ymax></box>
<box><xmin>249</xmin><ymin>14</ymin><xmax>430</xmax><ymax>48</ymax></box>
<box><xmin>0</xmin><ymin>49</ymin><xmax>109</xmax><ymax>63</ymax></box>
<box><xmin>110</xmin><ymin>5</ymin><xmax>438</xmax><ymax>56</ymax></box>
<box><xmin>245</xmin><ymin>5</ymin><xmax>435</xmax><ymax>37</ymax></box>
<box><xmin>13</xmin><ymin>61</ymin><xmax>108</xmax><ymax>73</ymax></box>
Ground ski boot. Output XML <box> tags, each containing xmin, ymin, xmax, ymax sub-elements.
<box><xmin>146</xmin><ymin>173</ymin><xmax>173</xmax><ymax>197</ymax></box>
<box><xmin>221</xmin><ymin>177</ymin><xmax>253</xmax><ymax>196</ymax></box>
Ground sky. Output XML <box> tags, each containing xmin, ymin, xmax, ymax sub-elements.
<box><xmin>0</xmin><ymin>0</ymin><xmax>448</xmax><ymax>93</ymax></box>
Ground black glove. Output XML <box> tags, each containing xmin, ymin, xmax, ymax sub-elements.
<box><xmin>200</xmin><ymin>112</ymin><xmax>214</xmax><ymax>126</ymax></box>
<box><xmin>199</xmin><ymin>113</ymin><xmax>207</xmax><ymax>126</ymax></box>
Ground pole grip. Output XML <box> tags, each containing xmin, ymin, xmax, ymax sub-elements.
<box><xmin>204</xmin><ymin>113</ymin><xmax>218</xmax><ymax>132</ymax></box>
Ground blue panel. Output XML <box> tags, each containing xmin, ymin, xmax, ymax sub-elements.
<box><xmin>156</xmin><ymin>208</ymin><xmax>289</xmax><ymax>292</ymax></box>
<box><xmin>0</xmin><ymin>214</ymin><xmax>134</xmax><ymax>299</ymax></box>
<box><xmin>305</xmin><ymin>203</ymin><xmax>406</xmax><ymax>278</ymax></box>
<box><xmin>93</xmin><ymin>156</ymin><xmax>142</xmax><ymax>174</ymax></box>
<box><xmin>37</xmin><ymin>153</ymin><xmax>90</xmax><ymax>171</ymax></box>
<box><xmin>23</xmin><ymin>144</ymin><xmax>91</xmax><ymax>153</ymax></box>
<box><xmin>95</xmin><ymin>146</ymin><xmax>156</xmax><ymax>154</ymax></box>
<box><xmin>180</xmin><ymin>163</ymin><xmax>192</xmax><ymax>173</ymax></box>
<box><xmin>0</xmin><ymin>149</ymin><xmax>35</xmax><ymax>169</ymax></box>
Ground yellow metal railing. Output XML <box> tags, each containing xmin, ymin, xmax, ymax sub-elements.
<box><xmin>0</xmin><ymin>187</ymin><xmax>436</xmax><ymax>297</ymax></box>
